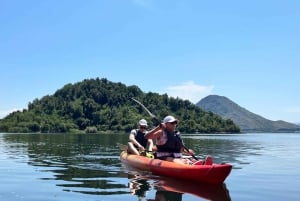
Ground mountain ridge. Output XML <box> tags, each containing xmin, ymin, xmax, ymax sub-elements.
<box><xmin>197</xmin><ymin>95</ymin><xmax>300</xmax><ymax>133</ymax></box>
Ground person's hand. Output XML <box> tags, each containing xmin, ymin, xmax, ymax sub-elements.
<box><xmin>138</xmin><ymin>145</ymin><xmax>145</xmax><ymax>151</ymax></box>
<box><xmin>188</xmin><ymin>149</ymin><xmax>195</xmax><ymax>155</ymax></box>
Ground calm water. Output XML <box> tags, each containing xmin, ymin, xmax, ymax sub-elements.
<box><xmin>0</xmin><ymin>133</ymin><xmax>299</xmax><ymax>201</ymax></box>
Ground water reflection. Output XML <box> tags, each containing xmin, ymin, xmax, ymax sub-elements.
<box><xmin>1</xmin><ymin>133</ymin><xmax>261</xmax><ymax>199</ymax></box>
<box><xmin>129</xmin><ymin>176</ymin><xmax>152</xmax><ymax>200</ymax></box>
<box><xmin>127</xmin><ymin>171</ymin><xmax>231</xmax><ymax>201</ymax></box>
<box><xmin>1</xmin><ymin>133</ymin><xmax>129</xmax><ymax>196</ymax></box>
<box><xmin>182</xmin><ymin>134</ymin><xmax>264</xmax><ymax>168</ymax></box>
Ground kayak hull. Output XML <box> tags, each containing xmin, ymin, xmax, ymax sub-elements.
<box><xmin>120</xmin><ymin>151</ymin><xmax>232</xmax><ymax>184</ymax></box>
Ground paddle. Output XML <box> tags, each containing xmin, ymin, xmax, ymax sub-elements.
<box><xmin>131</xmin><ymin>97</ymin><xmax>199</xmax><ymax>161</ymax></box>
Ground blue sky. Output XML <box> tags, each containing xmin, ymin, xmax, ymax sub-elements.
<box><xmin>1</xmin><ymin>0</ymin><xmax>299</xmax><ymax>123</ymax></box>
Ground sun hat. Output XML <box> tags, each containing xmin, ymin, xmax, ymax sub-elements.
<box><xmin>163</xmin><ymin>115</ymin><xmax>178</xmax><ymax>124</ymax></box>
<box><xmin>138</xmin><ymin>119</ymin><xmax>148</xmax><ymax>126</ymax></box>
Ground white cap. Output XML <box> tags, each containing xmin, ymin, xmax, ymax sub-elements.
<box><xmin>163</xmin><ymin>115</ymin><xmax>178</xmax><ymax>124</ymax></box>
<box><xmin>138</xmin><ymin>119</ymin><xmax>148</xmax><ymax>126</ymax></box>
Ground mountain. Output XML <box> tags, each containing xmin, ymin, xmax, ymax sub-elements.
<box><xmin>197</xmin><ymin>95</ymin><xmax>300</xmax><ymax>133</ymax></box>
<box><xmin>0</xmin><ymin>78</ymin><xmax>240</xmax><ymax>134</ymax></box>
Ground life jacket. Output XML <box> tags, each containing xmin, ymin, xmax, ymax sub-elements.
<box><xmin>157</xmin><ymin>130</ymin><xmax>183</xmax><ymax>153</ymax></box>
<box><xmin>134</xmin><ymin>129</ymin><xmax>148</xmax><ymax>148</ymax></box>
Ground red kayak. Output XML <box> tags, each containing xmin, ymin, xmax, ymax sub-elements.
<box><xmin>120</xmin><ymin>151</ymin><xmax>232</xmax><ymax>184</ymax></box>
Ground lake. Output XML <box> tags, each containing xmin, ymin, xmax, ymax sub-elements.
<box><xmin>0</xmin><ymin>133</ymin><xmax>299</xmax><ymax>201</ymax></box>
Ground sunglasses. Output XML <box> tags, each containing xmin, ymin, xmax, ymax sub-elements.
<box><xmin>169</xmin><ymin>121</ymin><xmax>177</xmax><ymax>125</ymax></box>
<box><xmin>140</xmin><ymin>126</ymin><xmax>147</xmax><ymax>129</ymax></box>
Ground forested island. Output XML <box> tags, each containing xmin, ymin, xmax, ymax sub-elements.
<box><xmin>0</xmin><ymin>78</ymin><xmax>240</xmax><ymax>134</ymax></box>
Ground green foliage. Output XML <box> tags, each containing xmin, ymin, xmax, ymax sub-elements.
<box><xmin>0</xmin><ymin>78</ymin><xmax>240</xmax><ymax>134</ymax></box>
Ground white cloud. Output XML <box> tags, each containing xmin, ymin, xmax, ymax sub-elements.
<box><xmin>163</xmin><ymin>81</ymin><xmax>214</xmax><ymax>103</ymax></box>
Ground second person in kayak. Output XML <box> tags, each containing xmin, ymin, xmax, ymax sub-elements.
<box><xmin>145</xmin><ymin>115</ymin><xmax>194</xmax><ymax>164</ymax></box>
<box><xmin>128</xmin><ymin>119</ymin><xmax>154</xmax><ymax>155</ymax></box>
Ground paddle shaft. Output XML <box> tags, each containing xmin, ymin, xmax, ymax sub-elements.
<box><xmin>131</xmin><ymin>98</ymin><xmax>199</xmax><ymax>161</ymax></box>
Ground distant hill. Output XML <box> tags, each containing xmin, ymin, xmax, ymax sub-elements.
<box><xmin>0</xmin><ymin>78</ymin><xmax>240</xmax><ymax>134</ymax></box>
<box><xmin>197</xmin><ymin>95</ymin><xmax>300</xmax><ymax>133</ymax></box>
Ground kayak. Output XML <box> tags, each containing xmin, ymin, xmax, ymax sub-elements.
<box><xmin>120</xmin><ymin>151</ymin><xmax>232</xmax><ymax>184</ymax></box>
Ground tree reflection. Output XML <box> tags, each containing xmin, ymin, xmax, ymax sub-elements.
<box><xmin>2</xmin><ymin>133</ymin><xmax>261</xmax><ymax>199</ymax></box>
<box><xmin>2</xmin><ymin>133</ymin><xmax>129</xmax><ymax>195</ymax></box>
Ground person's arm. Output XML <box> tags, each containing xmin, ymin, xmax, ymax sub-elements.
<box><xmin>147</xmin><ymin>139</ymin><xmax>154</xmax><ymax>151</ymax></box>
<box><xmin>144</xmin><ymin>124</ymin><xmax>164</xmax><ymax>139</ymax></box>
<box><xmin>129</xmin><ymin>131</ymin><xmax>143</xmax><ymax>149</ymax></box>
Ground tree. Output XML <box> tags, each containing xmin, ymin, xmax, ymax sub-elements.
<box><xmin>0</xmin><ymin>78</ymin><xmax>240</xmax><ymax>134</ymax></box>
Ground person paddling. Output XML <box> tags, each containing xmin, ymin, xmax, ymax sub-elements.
<box><xmin>144</xmin><ymin>115</ymin><xmax>195</xmax><ymax>164</ymax></box>
<box><xmin>145</xmin><ymin>115</ymin><xmax>213</xmax><ymax>165</ymax></box>
<box><xmin>128</xmin><ymin>119</ymin><xmax>153</xmax><ymax>155</ymax></box>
